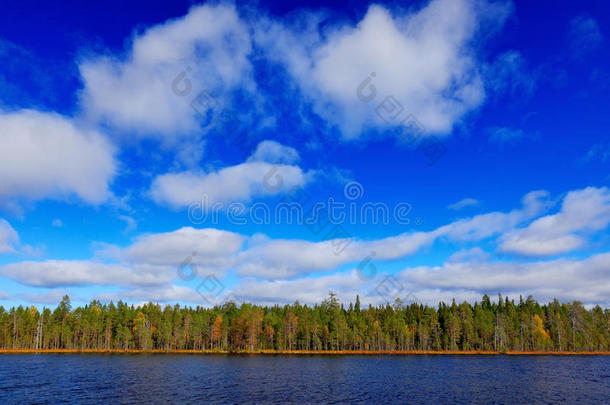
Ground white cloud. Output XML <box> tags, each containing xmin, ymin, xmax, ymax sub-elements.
<box><xmin>0</xmin><ymin>219</ymin><xmax>19</xmax><ymax>254</ymax></box>
<box><xmin>79</xmin><ymin>3</ymin><xmax>254</xmax><ymax>140</ymax></box>
<box><xmin>120</xmin><ymin>227</ymin><xmax>244</xmax><ymax>271</ymax></box>
<box><xmin>16</xmin><ymin>289</ymin><xmax>71</xmax><ymax>305</ymax></box>
<box><xmin>225</xmin><ymin>266</ymin><xmax>499</xmax><ymax>307</ymax></box>
<box><xmin>256</xmin><ymin>0</ymin><xmax>510</xmax><ymax>137</ymax></box>
<box><xmin>447</xmin><ymin>247</ymin><xmax>489</xmax><ymax>263</ymax></box>
<box><xmin>51</xmin><ymin>218</ymin><xmax>63</xmax><ymax>228</ymax></box>
<box><xmin>500</xmin><ymin>187</ymin><xmax>610</xmax><ymax>256</ymax></box>
<box><xmin>0</xmin><ymin>260</ymin><xmax>169</xmax><ymax>288</ymax></box>
<box><xmin>436</xmin><ymin>190</ymin><xmax>551</xmax><ymax>242</ymax></box>
<box><xmin>1</xmin><ymin>227</ymin><xmax>245</xmax><ymax>289</ymax></box>
<box><xmin>75</xmin><ymin>0</ymin><xmax>515</xmax><ymax>142</ymax></box>
<box><xmin>151</xmin><ymin>161</ymin><xmax>309</xmax><ymax>208</ymax></box>
<box><xmin>448</xmin><ymin>197</ymin><xmax>480</xmax><ymax>210</ymax></box>
<box><xmin>0</xmin><ymin>109</ymin><xmax>116</xmax><ymax>204</ymax></box>
<box><xmin>232</xmin><ymin>268</ymin><xmax>493</xmax><ymax>307</ymax></box>
<box><xmin>6</xmin><ymin>186</ymin><xmax>605</xmax><ymax>303</ymax></box>
<box><xmin>247</xmin><ymin>140</ymin><xmax>300</xmax><ymax>164</ymax></box>
<box><xmin>401</xmin><ymin>252</ymin><xmax>610</xmax><ymax>306</ymax></box>
<box><xmin>233</xmin><ymin>270</ymin><xmax>367</xmax><ymax>306</ymax></box>
<box><xmin>237</xmin><ymin>189</ymin><xmax>551</xmax><ymax>279</ymax></box>
<box><xmin>96</xmin><ymin>285</ymin><xmax>204</xmax><ymax>304</ymax></box>
<box><xmin>150</xmin><ymin>141</ymin><xmax>311</xmax><ymax>208</ymax></box>
<box><xmin>237</xmin><ymin>231</ymin><xmax>436</xmax><ymax>279</ymax></box>
<box><xmin>37</xmin><ymin>249</ymin><xmax>610</xmax><ymax>307</ymax></box>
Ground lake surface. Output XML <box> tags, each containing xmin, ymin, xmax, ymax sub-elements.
<box><xmin>1</xmin><ymin>354</ymin><xmax>609</xmax><ymax>404</ymax></box>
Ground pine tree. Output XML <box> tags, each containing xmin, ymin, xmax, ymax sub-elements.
<box><xmin>1</xmin><ymin>294</ymin><xmax>608</xmax><ymax>352</ymax></box>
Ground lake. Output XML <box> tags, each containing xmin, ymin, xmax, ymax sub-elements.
<box><xmin>1</xmin><ymin>355</ymin><xmax>609</xmax><ymax>404</ymax></box>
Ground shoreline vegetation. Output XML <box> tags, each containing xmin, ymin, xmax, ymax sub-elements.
<box><xmin>2</xmin><ymin>292</ymin><xmax>610</xmax><ymax>353</ymax></box>
<box><xmin>1</xmin><ymin>349</ymin><xmax>610</xmax><ymax>355</ymax></box>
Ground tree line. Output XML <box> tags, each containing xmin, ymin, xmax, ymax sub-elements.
<box><xmin>1</xmin><ymin>293</ymin><xmax>609</xmax><ymax>352</ymax></box>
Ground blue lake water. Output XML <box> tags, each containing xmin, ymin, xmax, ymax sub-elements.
<box><xmin>1</xmin><ymin>354</ymin><xmax>609</xmax><ymax>404</ymax></box>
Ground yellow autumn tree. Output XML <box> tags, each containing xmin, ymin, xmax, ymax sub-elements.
<box><xmin>211</xmin><ymin>315</ymin><xmax>223</xmax><ymax>350</ymax></box>
<box><xmin>533</xmin><ymin>314</ymin><xmax>550</xmax><ymax>350</ymax></box>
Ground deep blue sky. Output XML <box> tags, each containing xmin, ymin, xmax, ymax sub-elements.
<box><xmin>0</xmin><ymin>0</ymin><xmax>608</xmax><ymax>308</ymax></box>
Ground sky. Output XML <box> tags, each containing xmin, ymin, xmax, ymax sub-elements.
<box><xmin>0</xmin><ymin>0</ymin><xmax>609</xmax><ymax>309</ymax></box>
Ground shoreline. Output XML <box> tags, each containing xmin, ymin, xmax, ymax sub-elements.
<box><xmin>1</xmin><ymin>349</ymin><xmax>609</xmax><ymax>355</ymax></box>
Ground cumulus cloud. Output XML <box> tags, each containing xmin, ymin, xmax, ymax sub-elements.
<box><xmin>150</xmin><ymin>141</ymin><xmax>311</xmax><ymax>208</ymax></box>
<box><xmin>436</xmin><ymin>190</ymin><xmax>551</xmax><ymax>242</ymax></box>
<box><xmin>237</xmin><ymin>231</ymin><xmax>436</xmax><ymax>278</ymax></box>
<box><xmin>16</xmin><ymin>289</ymin><xmax>72</xmax><ymax>305</ymax></box>
<box><xmin>75</xmin><ymin>0</ymin><xmax>515</xmax><ymax>141</ymax></box>
<box><xmin>5</xmin><ymin>186</ymin><xmax>604</xmax><ymax>303</ymax></box>
<box><xmin>256</xmin><ymin>0</ymin><xmax>510</xmax><ymax>137</ymax></box>
<box><xmin>237</xmin><ymin>189</ymin><xmax>551</xmax><ymax>278</ymax></box>
<box><xmin>247</xmin><ymin>140</ymin><xmax>300</xmax><ymax>164</ymax></box>
<box><xmin>0</xmin><ymin>109</ymin><xmax>116</xmax><ymax>204</ymax></box>
<box><xmin>51</xmin><ymin>249</ymin><xmax>610</xmax><ymax>307</ymax></box>
<box><xmin>0</xmin><ymin>227</ymin><xmax>244</xmax><ymax>289</ymax></box>
<box><xmin>447</xmin><ymin>247</ymin><xmax>489</xmax><ymax>263</ymax></box>
<box><xmin>119</xmin><ymin>227</ymin><xmax>244</xmax><ymax>272</ymax></box>
<box><xmin>233</xmin><ymin>270</ymin><xmax>367</xmax><ymax>306</ymax></box>
<box><xmin>234</xmin><ymin>246</ymin><xmax>610</xmax><ymax>306</ymax></box>
<box><xmin>229</xmin><ymin>268</ymin><xmax>497</xmax><ymax>307</ymax></box>
<box><xmin>448</xmin><ymin>197</ymin><xmax>480</xmax><ymax>210</ymax></box>
<box><xmin>79</xmin><ymin>3</ymin><xmax>255</xmax><ymax>140</ymax></box>
<box><xmin>500</xmin><ymin>187</ymin><xmax>610</xmax><ymax>256</ymax></box>
<box><xmin>96</xmin><ymin>285</ymin><xmax>204</xmax><ymax>305</ymax></box>
<box><xmin>401</xmin><ymin>252</ymin><xmax>610</xmax><ymax>306</ymax></box>
<box><xmin>0</xmin><ymin>260</ymin><xmax>168</xmax><ymax>288</ymax></box>
<box><xmin>234</xmin><ymin>269</ymin><xmax>483</xmax><ymax>306</ymax></box>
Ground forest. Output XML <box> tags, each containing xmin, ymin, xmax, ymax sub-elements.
<box><xmin>1</xmin><ymin>293</ymin><xmax>609</xmax><ymax>352</ymax></box>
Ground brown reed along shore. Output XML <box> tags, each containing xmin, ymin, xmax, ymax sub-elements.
<box><xmin>1</xmin><ymin>349</ymin><xmax>610</xmax><ymax>355</ymax></box>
